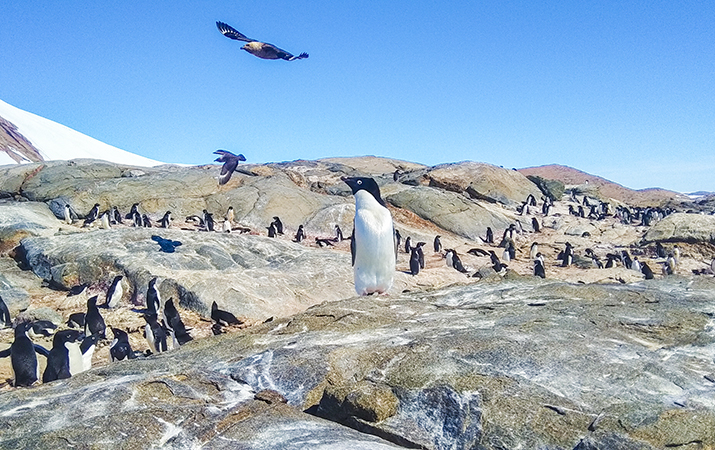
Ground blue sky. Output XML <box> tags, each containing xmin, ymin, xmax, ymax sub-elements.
<box><xmin>1</xmin><ymin>1</ymin><xmax>713</xmax><ymax>192</ymax></box>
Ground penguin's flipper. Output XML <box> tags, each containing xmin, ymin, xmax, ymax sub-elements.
<box><xmin>0</xmin><ymin>348</ymin><xmax>10</xmax><ymax>358</ymax></box>
<box><xmin>350</xmin><ymin>221</ymin><xmax>356</xmax><ymax>266</ymax></box>
<box><xmin>34</xmin><ymin>344</ymin><xmax>50</xmax><ymax>357</ymax></box>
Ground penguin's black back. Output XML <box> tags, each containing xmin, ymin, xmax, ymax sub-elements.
<box><xmin>164</xmin><ymin>299</ymin><xmax>192</xmax><ymax>345</ymax></box>
<box><xmin>85</xmin><ymin>296</ymin><xmax>106</xmax><ymax>339</ymax></box>
<box><xmin>10</xmin><ymin>324</ymin><xmax>39</xmax><ymax>387</ymax></box>
<box><xmin>409</xmin><ymin>248</ymin><xmax>420</xmax><ymax>276</ymax></box>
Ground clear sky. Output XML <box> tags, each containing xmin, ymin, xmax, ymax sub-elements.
<box><xmin>1</xmin><ymin>1</ymin><xmax>713</xmax><ymax>193</ymax></box>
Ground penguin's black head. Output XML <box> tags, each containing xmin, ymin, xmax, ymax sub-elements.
<box><xmin>341</xmin><ymin>177</ymin><xmax>385</xmax><ymax>206</ymax></box>
<box><xmin>143</xmin><ymin>312</ymin><xmax>158</xmax><ymax>324</ymax></box>
<box><xmin>54</xmin><ymin>329</ymin><xmax>83</xmax><ymax>346</ymax></box>
<box><xmin>87</xmin><ymin>295</ymin><xmax>99</xmax><ymax>307</ymax></box>
<box><xmin>111</xmin><ymin>327</ymin><xmax>128</xmax><ymax>340</ymax></box>
<box><xmin>14</xmin><ymin>321</ymin><xmax>32</xmax><ymax>337</ymax></box>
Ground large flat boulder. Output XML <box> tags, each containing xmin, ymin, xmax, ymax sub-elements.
<box><xmin>19</xmin><ymin>228</ymin><xmax>356</xmax><ymax>320</ymax></box>
<box><xmin>643</xmin><ymin>213</ymin><xmax>715</xmax><ymax>243</ymax></box>
<box><xmin>426</xmin><ymin>162</ymin><xmax>543</xmax><ymax>206</ymax></box>
<box><xmin>387</xmin><ymin>186</ymin><xmax>519</xmax><ymax>240</ymax></box>
<box><xmin>0</xmin><ymin>200</ymin><xmax>60</xmax><ymax>254</ymax></box>
<box><xmin>1</xmin><ymin>278</ymin><xmax>714</xmax><ymax>448</ymax></box>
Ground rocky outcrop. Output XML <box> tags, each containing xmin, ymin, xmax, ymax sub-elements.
<box><xmin>1</xmin><ymin>158</ymin><xmax>544</xmax><ymax>242</ymax></box>
<box><xmin>526</xmin><ymin>174</ymin><xmax>565</xmax><ymax>201</ymax></box>
<box><xmin>0</xmin><ymin>200</ymin><xmax>60</xmax><ymax>254</ymax></box>
<box><xmin>426</xmin><ymin>162</ymin><xmax>543</xmax><ymax>206</ymax></box>
<box><xmin>1</xmin><ymin>277</ymin><xmax>715</xmax><ymax>449</ymax></box>
<box><xmin>642</xmin><ymin>213</ymin><xmax>715</xmax><ymax>244</ymax></box>
<box><xmin>387</xmin><ymin>186</ymin><xmax>521</xmax><ymax>241</ymax></box>
<box><xmin>18</xmin><ymin>228</ymin><xmax>356</xmax><ymax>320</ymax></box>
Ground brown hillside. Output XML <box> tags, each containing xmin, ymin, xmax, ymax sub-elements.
<box><xmin>519</xmin><ymin>164</ymin><xmax>688</xmax><ymax>207</ymax></box>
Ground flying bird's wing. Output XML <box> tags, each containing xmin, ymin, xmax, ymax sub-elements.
<box><xmin>261</xmin><ymin>44</ymin><xmax>309</xmax><ymax>61</ymax></box>
<box><xmin>216</xmin><ymin>21</ymin><xmax>253</xmax><ymax>42</ymax></box>
<box><xmin>214</xmin><ymin>149</ymin><xmax>246</xmax><ymax>161</ymax></box>
<box><xmin>218</xmin><ymin>158</ymin><xmax>239</xmax><ymax>185</ymax></box>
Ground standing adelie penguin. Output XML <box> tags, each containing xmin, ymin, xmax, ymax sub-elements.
<box><xmin>0</xmin><ymin>322</ymin><xmax>44</xmax><ymax>387</ymax></box>
<box><xmin>433</xmin><ymin>235</ymin><xmax>442</xmax><ymax>253</ymax></box>
<box><xmin>85</xmin><ymin>296</ymin><xmax>106</xmax><ymax>339</ymax></box>
<box><xmin>142</xmin><ymin>214</ymin><xmax>153</xmax><ymax>228</ymax></box>
<box><xmin>42</xmin><ymin>329</ymin><xmax>84</xmax><ymax>383</ymax></box>
<box><xmin>531</xmin><ymin>217</ymin><xmax>540</xmax><ymax>233</ymax></box>
<box><xmin>530</xmin><ymin>242</ymin><xmax>539</xmax><ymax>261</ymax></box>
<box><xmin>534</xmin><ymin>259</ymin><xmax>546</xmax><ymax>278</ymax></box>
<box><xmin>143</xmin><ymin>313</ymin><xmax>168</xmax><ymax>354</ymax></box>
<box><xmin>146</xmin><ymin>277</ymin><xmax>161</xmax><ymax>315</ymax></box>
<box><xmin>404</xmin><ymin>236</ymin><xmax>412</xmax><ymax>254</ymax></box>
<box><xmin>63</xmin><ymin>204</ymin><xmax>73</xmax><ymax>224</ymax></box>
<box><xmin>163</xmin><ymin>298</ymin><xmax>192</xmax><ymax>347</ymax></box>
<box><xmin>0</xmin><ymin>295</ymin><xmax>11</xmax><ymax>328</ymax></box>
<box><xmin>112</xmin><ymin>206</ymin><xmax>123</xmax><ymax>224</ymax></box>
<box><xmin>294</xmin><ymin>225</ymin><xmax>306</xmax><ymax>242</ymax></box>
<box><xmin>409</xmin><ymin>247</ymin><xmax>421</xmax><ymax>276</ymax></box>
<box><xmin>225</xmin><ymin>206</ymin><xmax>235</xmax><ymax>224</ymax></box>
<box><xmin>561</xmin><ymin>242</ymin><xmax>574</xmax><ymax>267</ymax></box>
<box><xmin>394</xmin><ymin>230</ymin><xmax>402</xmax><ymax>252</ymax></box>
<box><xmin>132</xmin><ymin>210</ymin><xmax>142</xmax><ymax>227</ymax></box>
<box><xmin>334</xmin><ymin>225</ymin><xmax>344</xmax><ymax>242</ymax></box>
<box><xmin>109</xmin><ymin>328</ymin><xmax>135</xmax><ymax>362</ymax></box>
<box><xmin>445</xmin><ymin>249</ymin><xmax>455</xmax><ymax>268</ymax></box>
<box><xmin>267</xmin><ymin>222</ymin><xmax>277</xmax><ymax>238</ymax></box>
<box><xmin>159</xmin><ymin>211</ymin><xmax>172</xmax><ymax>228</ymax></box>
<box><xmin>126</xmin><ymin>203</ymin><xmax>140</xmax><ymax>220</ymax></box>
<box><xmin>641</xmin><ymin>262</ymin><xmax>655</xmax><ymax>280</ymax></box>
<box><xmin>99</xmin><ymin>210</ymin><xmax>111</xmax><ymax>229</ymax></box>
<box><xmin>272</xmin><ymin>217</ymin><xmax>284</xmax><ymax>235</ymax></box>
<box><xmin>485</xmin><ymin>227</ymin><xmax>494</xmax><ymax>244</ymax></box>
<box><xmin>415</xmin><ymin>242</ymin><xmax>426</xmax><ymax>269</ymax></box>
<box><xmin>83</xmin><ymin>203</ymin><xmax>101</xmax><ymax>227</ymax></box>
<box><xmin>202</xmin><ymin>210</ymin><xmax>215</xmax><ymax>232</ymax></box>
<box><xmin>105</xmin><ymin>275</ymin><xmax>124</xmax><ymax>309</ymax></box>
<box><xmin>342</xmin><ymin>177</ymin><xmax>395</xmax><ymax>296</ymax></box>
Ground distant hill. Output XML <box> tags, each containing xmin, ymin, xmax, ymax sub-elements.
<box><xmin>0</xmin><ymin>99</ymin><xmax>163</xmax><ymax>167</ymax></box>
<box><xmin>518</xmin><ymin>164</ymin><xmax>688</xmax><ymax>207</ymax></box>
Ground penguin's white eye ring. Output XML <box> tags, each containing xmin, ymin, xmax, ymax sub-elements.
<box><xmin>357</xmin><ymin>180</ymin><xmax>362</xmax><ymax>185</ymax></box>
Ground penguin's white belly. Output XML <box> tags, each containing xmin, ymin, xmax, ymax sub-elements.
<box><xmin>67</xmin><ymin>342</ymin><xmax>84</xmax><ymax>376</ymax></box>
<box><xmin>107</xmin><ymin>283</ymin><xmax>122</xmax><ymax>309</ymax></box>
<box><xmin>353</xmin><ymin>193</ymin><xmax>394</xmax><ymax>295</ymax></box>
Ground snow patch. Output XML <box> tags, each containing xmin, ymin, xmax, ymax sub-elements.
<box><xmin>0</xmin><ymin>99</ymin><xmax>165</xmax><ymax>167</ymax></box>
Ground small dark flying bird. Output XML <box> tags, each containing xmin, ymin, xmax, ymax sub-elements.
<box><xmin>214</xmin><ymin>149</ymin><xmax>246</xmax><ymax>185</ymax></box>
<box><xmin>216</xmin><ymin>21</ymin><xmax>309</xmax><ymax>61</ymax></box>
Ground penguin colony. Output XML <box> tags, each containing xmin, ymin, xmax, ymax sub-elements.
<box><xmin>2</xmin><ymin>158</ymin><xmax>711</xmax><ymax>389</ymax></box>
<box><xmin>0</xmin><ymin>275</ymin><xmax>246</xmax><ymax>387</ymax></box>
